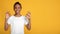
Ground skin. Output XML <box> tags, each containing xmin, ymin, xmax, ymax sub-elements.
<box><xmin>4</xmin><ymin>4</ymin><xmax>31</xmax><ymax>31</ymax></box>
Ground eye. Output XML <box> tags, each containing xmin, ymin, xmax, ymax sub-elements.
<box><xmin>18</xmin><ymin>7</ymin><xmax>20</xmax><ymax>9</ymax></box>
<box><xmin>15</xmin><ymin>7</ymin><xmax>17</xmax><ymax>9</ymax></box>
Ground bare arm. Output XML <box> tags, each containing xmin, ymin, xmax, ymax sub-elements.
<box><xmin>4</xmin><ymin>12</ymin><xmax>10</xmax><ymax>31</ymax></box>
<box><xmin>4</xmin><ymin>17</ymin><xmax>9</xmax><ymax>31</ymax></box>
<box><xmin>26</xmin><ymin>19</ymin><xmax>31</xmax><ymax>30</ymax></box>
<box><xmin>25</xmin><ymin>12</ymin><xmax>31</xmax><ymax>30</ymax></box>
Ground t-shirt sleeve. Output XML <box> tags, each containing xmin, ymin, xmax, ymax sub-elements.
<box><xmin>24</xmin><ymin>16</ymin><xmax>29</xmax><ymax>25</ymax></box>
<box><xmin>7</xmin><ymin>16</ymin><xmax>13</xmax><ymax>24</ymax></box>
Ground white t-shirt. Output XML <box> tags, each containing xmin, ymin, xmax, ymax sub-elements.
<box><xmin>7</xmin><ymin>16</ymin><xmax>29</xmax><ymax>34</ymax></box>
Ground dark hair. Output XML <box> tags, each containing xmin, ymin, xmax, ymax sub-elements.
<box><xmin>14</xmin><ymin>2</ymin><xmax>22</xmax><ymax>10</ymax></box>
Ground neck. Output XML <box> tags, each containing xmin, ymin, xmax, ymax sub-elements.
<box><xmin>14</xmin><ymin>13</ymin><xmax>21</xmax><ymax>17</ymax></box>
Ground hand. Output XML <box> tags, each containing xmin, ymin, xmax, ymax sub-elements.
<box><xmin>26</xmin><ymin>12</ymin><xmax>31</xmax><ymax>20</ymax></box>
<box><xmin>5</xmin><ymin>12</ymin><xmax>10</xmax><ymax>19</ymax></box>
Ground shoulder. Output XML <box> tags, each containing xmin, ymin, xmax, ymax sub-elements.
<box><xmin>9</xmin><ymin>15</ymin><xmax>14</xmax><ymax>19</ymax></box>
<box><xmin>21</xmin><ymin>15</ymin><xmax>26</xmax><ymax>18</ymax></box>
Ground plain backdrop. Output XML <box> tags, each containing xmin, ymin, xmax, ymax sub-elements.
<box><xmin>0</xmin><ymin>0</ymin><xmax>60</xmax><ymax>34</ymax></box>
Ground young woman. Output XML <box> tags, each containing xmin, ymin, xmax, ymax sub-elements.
<box><xmin>4</xmin><ymin>2</ymin><xmax>31</xmax><ymax>34</ymax></box>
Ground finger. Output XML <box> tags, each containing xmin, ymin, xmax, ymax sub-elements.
<box><xmin>27</xmin><ymin>14</ymin><xmax>31</xmax><ymax>17</ymax></box>
<box><xmin>6</xmin><ymin>12</ymin><xmax>10</xmax><ymax>15</ymax></box>
<box><xmin>26</xmin><ymin>15</ymin><xmax>30</xmax><ymax>19</ymax></box>
<box><xmin>26</xmin><ymin>14</ymin><xmax>30</xmax><ymax>17</ymax></box>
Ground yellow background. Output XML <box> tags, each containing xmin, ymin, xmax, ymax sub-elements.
<box><xmin>0</xmin><ymin>0</ymin><xmax>60</xmax><ymax>34</ymax></box>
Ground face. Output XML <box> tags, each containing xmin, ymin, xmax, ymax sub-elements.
<box><xmin>14</xmin><ymin>4</ymin><xmax>21</xmax><ymax>14</ymax></box>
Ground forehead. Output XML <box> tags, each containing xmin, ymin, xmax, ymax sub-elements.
<box><xmin>15</xmin><ymin>4</ymin><xmax>20</xmax><ymax>7</ymax></box>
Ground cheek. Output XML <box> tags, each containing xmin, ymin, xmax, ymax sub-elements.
<box><xmin>18</xmin><ymin>8</ymin><xmax>20</xmax><ymax>11</ymax></box>
<box><xmin>14</xmin><ymin>7</ymin><xmax>21</xmax><ymax>12</ymax></box>
<box><xmin>14</xmin><ymin>8</ymin><xmax>19</xmax><ymax>11</ymax></box>
<box><xmin>14</xmin><ymin>9</ymin><xmax>20</xmax><ymax>13</ymax></box>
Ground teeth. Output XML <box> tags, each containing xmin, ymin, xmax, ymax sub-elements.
<box><xmin>16</xmin><ymin>11</ymin><xmax>19</xmax><ymax>12</ymax></box>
